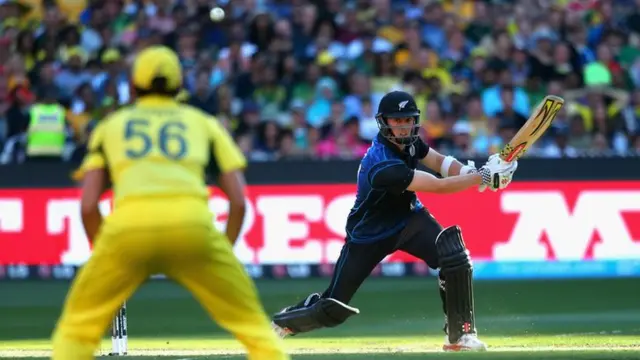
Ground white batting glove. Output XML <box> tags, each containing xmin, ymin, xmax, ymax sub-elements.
<box><xmin>478</xmin><ymin>154</ymin><xmax>518</xmax><ymax>192</ymax></box>
<box><xmin>478</xmin><ymin>154</ymin><xmax>501</xmax><ymax>192</ymax></box>
<box><xmin>463</xmin><ymin>160</ymin><xmax>477</xmax><ymax>174</ymax></box>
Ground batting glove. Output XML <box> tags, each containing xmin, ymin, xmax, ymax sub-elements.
<box><xmin>478</xmin><ymin>155</ymin><xmax>518</xmax><ymax>192</ymax></box>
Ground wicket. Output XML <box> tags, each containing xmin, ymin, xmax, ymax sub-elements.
<box><xmin>109</xmin><ymin>302</ymin><xmax>128</xmax><ymax>356</ymax></box>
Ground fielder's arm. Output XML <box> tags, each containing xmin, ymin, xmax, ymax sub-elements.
<box><xmin>208</xmin><ymin>115</ymin><xmax>248</xmax><ymax>245</ymax></box>
<box><xmin>80</xmin><ymin>169</ymin><xmax>108</xmax><ymax>241</ymax></box>
<box><xmin>77</xmin><ymin>122</ymin><xmax>109</xmax><ymax>242</ymax></box>
<box><xmin>217</xmin><ymin>170</ymin><xmax>247</xmax><ymax>244</ymax></box>
<box><xmin>421</xmin><ymin>148</ymin><xmax>476</xmax><ymax>177</ymax></box>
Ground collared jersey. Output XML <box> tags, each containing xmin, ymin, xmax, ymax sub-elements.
<box><xmin>345</xmin><ymin>134</ymin><xmax>430</xmax><ymax>243</ymax></box>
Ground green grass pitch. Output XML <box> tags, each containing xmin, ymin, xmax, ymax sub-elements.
<box><xmin>0</xmin><ymin>277</ymin><xmax>639</xmax><ymax>359</ymax></box>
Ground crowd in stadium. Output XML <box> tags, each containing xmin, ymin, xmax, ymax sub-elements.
<box><xmin>1</xmin><ymin>0</ymin><xmax>639</xmax><ymax>164</ymax></box>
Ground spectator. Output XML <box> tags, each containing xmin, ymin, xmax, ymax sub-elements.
<box><xmin>188</xmin><ymin>71</ymin><xmax>218</xmax><ymax>115</ymax></box>
<box><xmin>279</xmin><ymin>54</ymin><xmax>299</xmax><ymax>105</ymax></box>
<box><xmin>343</xmin><ymin>72</ymin><xmax>382</xmax><ymax>118</ymax></box>
<box><xmin>278</xmin><ymin>129</ymin><xmax>306</xmax><ymax>160</ymax></box>
<box><xmin>306</xmin><ymin>78</ymin><xmax>337</xmax><ymax>128</ymax></box>
<box><xmin>292</xmin><ymin>63</ymin><xmax>321</xmax><ymax>105</ymax></box>
<box><xmin>54</xmin><ymin>46</ymin><xmax>93</xmax><ymax>99</ymax></box>
<box><xmin>4</xmin><ymin>77</ymin><xmax>34</xmax><ymax>141</ymax></box>
<box><xmin>68</xmin><ymin>82</ymin><xmax>97</xmax><ymax>145</ymax></box>
<box><xmin>316</xmin><ymin>116</ymin><xmax>367</xmax><ymax>159</ymax></box>
<box><xmin>377</xmin><ymin>9</ymin><xmax>407</xmax><ymax>46</ymax></box>
<box><xmin>1</xmin><ymin>0</ymin><xmax>639</xmax><ymax>164</ymax></box>
<box><xmin>249</xmin><ymin>12</ymin><xmax>275</xmax><ymax>52</ymax></box>
<box><xmin>422</xmin><ymin>99</ymin><xmax>447</xmax><ymax>148</ymax></box>
<box><xmin>567</xmin><ymin>113</ymin><xmax>593</xmax><ymax>152</ymax></box>
<box><xmin>214</xmin><ymin>85</ymin><xmax>239</xmax><ymax>133</ymax></box>
<box><xmin>253</xmin><ymin>65</ymin><xmax>287</xmax><ymax>120</ymax></box>
<box><xmin>252</xmin><ymin>120</ymin><xmax>281</xmax><ymax>161</ymax></box>
<box><xmin>358</xmin><ymin>97</ymin><xmax>378</xmax><ymax>141</ymax></box>
<box><xmin>234</xmin><ymin>52</ymin><xmax>263</xmax><ymax>100</ymax></box>
<box><xmin>498</xmin><ymin>119</ymin><xmax>518</xmax><ymax>153</ymax></box>
<box><xmin>543</xmin><ymin>124</ymin><xmax>579</xmax><ymax>158</ymax></box>
<box><xmin>482</xmin><ymin>67</ymin><xmax>530</xmax><ymax>118</ymax></box>
<box><xmin>14</xmin><ymin>30</ymin><xmax>37</xmax><ymax>74</ymax></box>
<box><xmin>451</xmin><ymin>121</ymin><xmax>476</xmax><ymax>158</ymax></box>
<box><xmin>494</xmin><ymin>85</ymin><xmax>529</xmax><ymax>130</ymax></box>
<box><xmin>288</xmin><ymin>100</ymin><xmax>311</xmax><ymax>153</ymax></box>
<box><xmin>372</xmin><ymin>52</ymin><xmax>401</xmax><ymax>94</ymax></box>
<box><xmin>590</xmin><ymin>132</ymin><xmax>611</xmax><ymax>155</ymax></box>
<box><xmin>25</xmin><ymin>86</ymin><xmax>68</xmax><ymax>163</ymax></box>
<box><xmin>235</xmin><ymin>130</ymin><xmax>254</xmax><ymax>158</ymax></box>
<box><xmin>31</xmin><ymin>62</ymin><xmax>58</xmax><ymax>98</ymax></box>
<box><xmin>621</xmin><ymin>89</ymin><xmax>640</xmax><ymax>136</ymax></box>
<box><xmin>632</xmin><ymin>133</ymin><xmax>640</xmax><ymax>154</ymax></box>
<box><xmin>93</xmin><ymin>48</ymin><xmax>130</xmax><ymax>105</ymax></box>
<box><xmin>237</xmin><ymin>100</ymin><xmax>261</xmax><ymax>137</ymax></box>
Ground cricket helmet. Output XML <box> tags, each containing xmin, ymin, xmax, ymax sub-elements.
<box><xmin>375</xmin><ymin>91</ymin><xmax>421</xmax><ymax>145</ymax></box>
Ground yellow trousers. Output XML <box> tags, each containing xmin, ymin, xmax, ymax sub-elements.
<box><xmin>51</xmin><ymin>222</ymin><xmax>288</xmax><ymax>360</ymax></box>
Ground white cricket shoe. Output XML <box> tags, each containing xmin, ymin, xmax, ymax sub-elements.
<box><xmin>271</xmin><ymin>318</ymin><xmax>293</xmax><ymax>339</ymax></box>
<box><xmin>443</xmin><ymin>333</ymin><xmax>488</xmax><ymax>352</ymax></box>
<box><xmin>271</xmin><ymin>305</ymin><xmax>295</xmax><ymax>338</ymax></box>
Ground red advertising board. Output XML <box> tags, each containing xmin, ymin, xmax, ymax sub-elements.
<box><xmin>1</xmin><ymin>181</ymin><xmax>640</xmax><ymax>266</ymax></box>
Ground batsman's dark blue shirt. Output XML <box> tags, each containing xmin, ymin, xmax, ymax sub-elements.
<box><xmin>345</xmin><ymin>134</ymin><xmax>430</xmax><ymax>243</ymax></box>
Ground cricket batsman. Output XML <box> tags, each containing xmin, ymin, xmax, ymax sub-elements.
<box><xmin>271</xmin><ymin>91</ymin><xmax>518</xmax><ymax>351</ymax></box>
<box><xmin>51</xmin><ymin>46</ymin><xmax>289</xmax><ymax>360</ymax></box>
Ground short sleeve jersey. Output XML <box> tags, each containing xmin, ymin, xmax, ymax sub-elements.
<box><xmin>80</xmin><ymin>97</ymin><xmax>246</xmax><ymax>209</ymax></box>
<box><xmin>345</xmin><ymin>134</ymin><xmax>430</xmax><ymax>243</ymax></box>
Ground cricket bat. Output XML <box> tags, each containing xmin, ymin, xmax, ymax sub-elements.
<box><xmin>478</xmin><ymin>95</ymin><xmax>564</xmax><ymax>192</ymax></box>
<box><xmin>499</xmin><ymin>95</ymin><xmax>565</xmax><ymax>162</ymax></box>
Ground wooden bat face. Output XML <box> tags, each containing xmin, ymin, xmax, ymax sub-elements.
<box><xmin>500</xmin><ymin>95</ymin><xmax>565</xmax><ymax>162</ymax></box>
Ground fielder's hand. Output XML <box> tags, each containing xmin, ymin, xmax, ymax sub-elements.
<box><xmin>478</xmin><ymin>154</ymin><xmax>518</xmax><ymax>192</ymax></box>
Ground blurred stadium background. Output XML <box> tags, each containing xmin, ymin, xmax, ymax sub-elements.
<box><xmin>1</xmin><ymin>0</ymin><xmax>640</xmax><ymax>358</ymax></box>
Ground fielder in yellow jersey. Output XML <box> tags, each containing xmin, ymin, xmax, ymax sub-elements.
<box><xmin>51</xmin><ymin>46</ymin><xmax>289</xmax><ymax>360</ymax></box>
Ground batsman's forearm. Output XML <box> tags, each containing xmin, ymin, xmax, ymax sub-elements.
<box><xmin>225</xmin><ymin>204</ymin><xmax>246</xmax><ymax>245</ymax></box>
<box><xmin>447</xmin><ymin>160</ymin><xmax>464</xmax><ymax>176</ymax></box>
<box><xmin>408</xmin><ymin>170</ymin><xmax>482</xmax><ymax>194</ymax></box>
<box><xmin>437</xmin><ymin>173</ymin><xmax>483</xmax><ymax>193</ymax></box>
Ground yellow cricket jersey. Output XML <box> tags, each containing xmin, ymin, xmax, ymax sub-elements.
<box><xmin>571</xmin><ymin>102</ymin><xmax>623</xmax><ymax>133</ymax></box>
<box><xmin>79</xmin><ymin>96</ymin><xmax>246</xmax><ymax>225</ymax></box>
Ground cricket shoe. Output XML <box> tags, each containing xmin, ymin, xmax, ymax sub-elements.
<box><xmin>271</xmin><ymin>293</ymin><xmax>321</xmax><ymax>339</ymax></box>
<box><xmin>271</xmin><ymin>320</ymin><xmax>293</xmax><ymax>338</ymax></box>
<box><xmin>443</xmin><ymin>333</ymin><xmax>488</xmax><ymax>352</ymax></box>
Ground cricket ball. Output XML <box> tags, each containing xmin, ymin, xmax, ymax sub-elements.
<box><xmin>210</xmin><ymin>7</ymin><xmax>225</xmax><ymax>22</ymax></box>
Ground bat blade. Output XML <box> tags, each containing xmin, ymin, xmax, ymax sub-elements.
<box><xmin>500</xmin><ymin>95</ymin><xmax>565</xmax><ymax>162</ymax></box>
